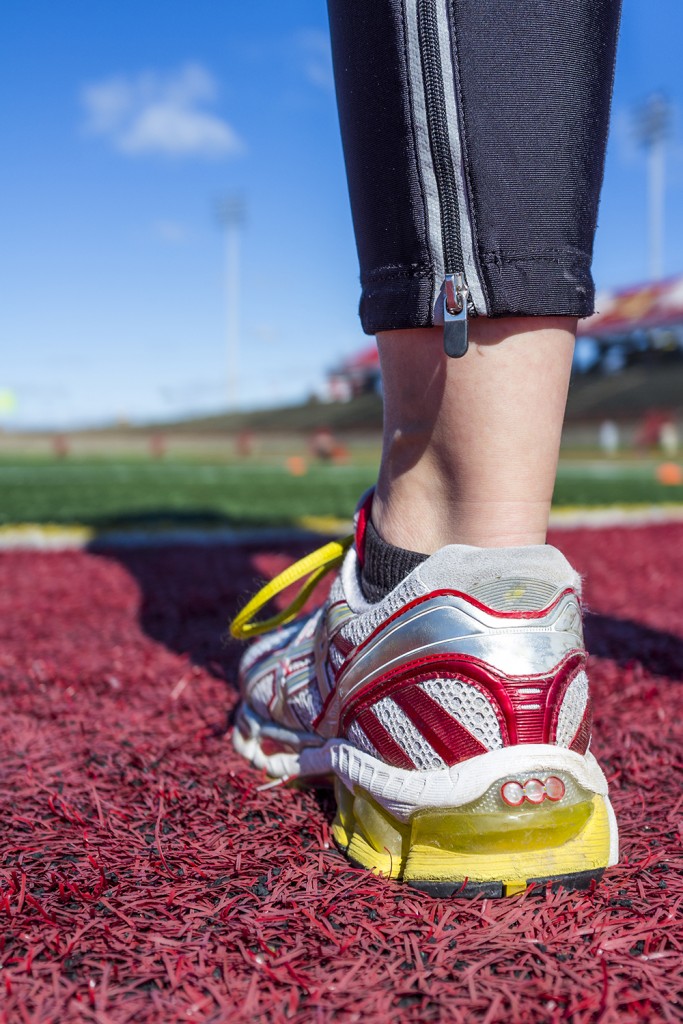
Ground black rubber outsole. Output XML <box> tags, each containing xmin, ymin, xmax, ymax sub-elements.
<box><xmin>408</xmin><ymin>869</ymin><xmax>604</xmax><ymax>899</ymax></box>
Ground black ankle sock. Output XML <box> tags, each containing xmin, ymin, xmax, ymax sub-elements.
<box><xmin>361</xmin><ymin>521</ymin><xmax>428</xmax><ymax>602</ymax></box>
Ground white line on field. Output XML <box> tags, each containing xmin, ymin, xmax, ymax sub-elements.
<box><xmin>0</xmin><ymin>506</ymin><xmax>682</xmax><ymax>550</ymax></box>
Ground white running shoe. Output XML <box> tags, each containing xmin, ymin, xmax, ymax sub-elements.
<box><xmin>231</xmin><ymin>501</ymin><xmax>618</xmax><ymax>897</ymax></box>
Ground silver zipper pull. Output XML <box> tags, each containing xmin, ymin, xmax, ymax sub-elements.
<box><xmin>443</xmin><ymin>273</ymin><xmax>469</xmax><ymax>358</ymax></box>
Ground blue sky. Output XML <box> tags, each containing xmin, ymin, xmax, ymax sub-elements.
<box><xmin>2</xmin><ymin>0</ymin><xmax>682</xmax><ymax>429</ymax></box>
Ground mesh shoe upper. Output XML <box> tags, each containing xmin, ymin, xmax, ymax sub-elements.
<box><xmin>238</xmin><ymin>539</ymin><xmax>592</xmax><ymax>771</ymax></box>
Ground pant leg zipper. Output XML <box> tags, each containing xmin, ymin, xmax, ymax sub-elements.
<box><xmin>416</xmin><ymin>0</ymin><xmax>470</xmax><ymax>357</ymax></box>
<box><xmin>443</xmin><ymin>272</ymin><xmax>469</xmax><ymax>357</ymax></box>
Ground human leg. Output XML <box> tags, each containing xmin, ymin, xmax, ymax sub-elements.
<box><xmin>231</xmin><ymin>0</ymin><xmax>622</xmax><ymax>894</ymax></box>
<box><xmin>327</xmin><ymin>0</ymin><xmax>620</xmax><ymax>557</ymax></box>
<box><xmin>374</xmin><ymin>317</ymin><xmax>576</xmax><ymax>553</ymax></box>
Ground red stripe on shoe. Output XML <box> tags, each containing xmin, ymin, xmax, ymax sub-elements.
<box><xmin>392</xmin><ymin>685</ymin><xmax>488</xmax><ymax>767</ymax></box>
<box><xmin>353</xmin><ymin>708</ymin><xmax>416</xmax><ymax>770</ymax></box>
<box><xmin>330</xmin><ymin>632</ymin><xmax>355</xmax><ymax>657</ymax></box>
<box><xmin>569</xmin><ymin>701</ymin><xmax>593</xmax><ymax>755</ymax></box>
<box><xmin>340</xmin><ymin>652</ymin><xmax>585</xmax><ymax>748</ymax></box>
<box><xmin>354</xmin><ymin>489</ymin><xmax>374</xmax><ymax>568</ymax></box>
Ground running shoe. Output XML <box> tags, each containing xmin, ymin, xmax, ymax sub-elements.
<box><xmin>231</xmin><ymin>498</ymin><xmax>618</xmax><ymax>897</ymax></box>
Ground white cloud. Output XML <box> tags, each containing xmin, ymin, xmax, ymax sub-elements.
<box><xmin>296</xmin><ymin>30</ymin><xmax>334</xmax><ymax>92</ymax></box>
<box><xmin>81</xmin><ymin>63</ymin><xmax>244</xmax><ymax>158</ymax></box>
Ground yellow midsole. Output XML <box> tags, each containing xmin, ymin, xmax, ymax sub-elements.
<box><xmin>331</xmin><ymin>780</ymin><xmax>612</xmax><ymax>889</ymax></box>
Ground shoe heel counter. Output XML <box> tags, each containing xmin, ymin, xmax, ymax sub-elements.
<box><xmin>338</xmin><ymin>587</ymin><xmax>591</xmax><ymax>769</ymax></box>
<box><xmin>492</xmin><ymin>588</ymin><xmax>591</xmax><ymax>752</ymax></box>
<box><xmin>342</xmin><ymin>648</ymin><xmax>593</xmax><ymax>770</ymax></box>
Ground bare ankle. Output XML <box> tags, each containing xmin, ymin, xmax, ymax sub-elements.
<box><xmin>373</xmin><ymin>484</ymin><xmax>550</xmax><ymax>552</ymax></box>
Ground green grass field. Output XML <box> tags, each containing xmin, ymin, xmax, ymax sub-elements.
<box><xmin>0</xmin><ymin>456</ymin><xmax>681</xmax><ymax>529</ymax></box>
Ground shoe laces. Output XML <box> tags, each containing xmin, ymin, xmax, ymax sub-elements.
<box><xmin>230</xmin><ymin>535</ymin><xmax>353</xmax><ymax>640</ymax></box>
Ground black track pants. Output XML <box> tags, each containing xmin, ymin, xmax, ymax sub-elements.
<box><xmin>327</xmin><ymin>0</ymin><xmax>622</xmax><ymax>334</ymax></box>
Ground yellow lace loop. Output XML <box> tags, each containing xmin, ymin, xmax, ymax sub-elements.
<box><xmin>230</xmin><ymin>535</ymin><xmax>354</xmax><ymax>640</ymax></box>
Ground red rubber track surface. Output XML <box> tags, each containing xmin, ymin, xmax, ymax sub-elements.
<box><xmin>0</xmin><ymin>525</ymin><xmax>681</xmax><ymax>1023</ymax></box>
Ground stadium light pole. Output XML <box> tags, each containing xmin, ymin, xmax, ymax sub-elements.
<box><xmin>634</xmin><ymin>93</ymin><xmax>672</xmax><ymax>282</ymax></box>
<box><xmin>216</xmin><ymin>196</ymin><xmax>246</xmax><ymax>410</ymax></box>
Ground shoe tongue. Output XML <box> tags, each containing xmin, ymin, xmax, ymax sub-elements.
<box><xmin>416</xmin><ymin>544</ymin><xmax>581</xmax><ymax>611</ymax></box>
